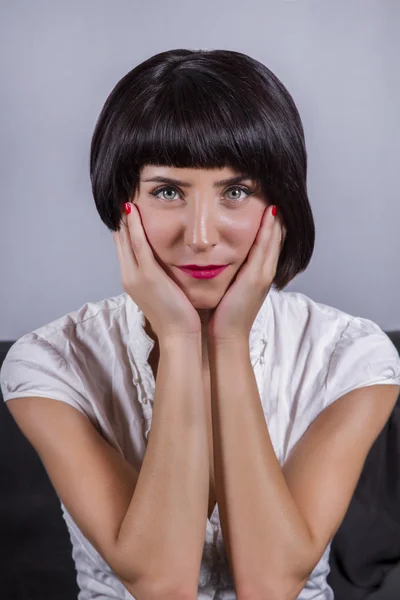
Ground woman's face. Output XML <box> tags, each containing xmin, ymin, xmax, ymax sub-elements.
<box><xmin>130</xmin><ymin>164</ymin><xmax>271</xmax><ymax>313</ymax></box>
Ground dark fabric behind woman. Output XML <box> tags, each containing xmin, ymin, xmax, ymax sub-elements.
<box><xmin>328</xmin><ymin>383</ymin><xmax>400</xmax><ymax>599</ymax></box>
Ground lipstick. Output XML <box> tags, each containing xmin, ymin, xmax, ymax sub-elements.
<box><xmin>177</xmin><ymin>265</ymin><xmax>229</xmax><ymax>279</ymax></box>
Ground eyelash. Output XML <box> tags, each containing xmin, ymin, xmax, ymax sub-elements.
<box><xmin>150</xmin><ymin>184</ymin><xmax>254</xmax><ymax>203</ymax></box>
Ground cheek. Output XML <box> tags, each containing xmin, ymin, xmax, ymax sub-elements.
<box><xmin>134</xmin><ymin>205</ymin><xmax>170</xmax><ymax>251</ymax></box>
<box><xmin>142</xmin><ymin>224</ymin><xmax>169</xmax><ymax>254</ymax></box>
<box><xmin>226</xmin><ymin>214</ymin><xmax>262</xmax><ymax>250</ymax></box>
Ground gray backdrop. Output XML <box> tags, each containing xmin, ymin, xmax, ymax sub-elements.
<box><xmin>1</xmin><ymin>0</ymin><xmax>399</xmax><ymax>340</ymax></box>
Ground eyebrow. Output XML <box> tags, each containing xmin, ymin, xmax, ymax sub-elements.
<box><xmin>141</xmin><ymin>174</ymin><xmax>255</xmax><ymax>188</ymax></box>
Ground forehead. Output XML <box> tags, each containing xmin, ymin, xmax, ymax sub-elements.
<box><xmin>140</xmin><ymin>165</ymin><xmax>253</xmax><ymax>183</ymax></box>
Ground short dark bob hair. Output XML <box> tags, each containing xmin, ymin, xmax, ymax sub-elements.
<box><xmin>90</xmin><ymin>48</ymin><xmax>315</xmax><ymax>291</ymax></box>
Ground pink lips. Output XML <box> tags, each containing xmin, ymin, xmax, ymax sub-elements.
<box><xmin>178</xmin><ymin>265</ymin><xmax>229</xmax><ymax>279</ymax></box>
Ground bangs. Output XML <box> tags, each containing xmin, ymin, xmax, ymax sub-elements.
<box><xmin>118</xmin><ymin>67</ymin><xmax>282</xmax><ymax>188</ymax></box>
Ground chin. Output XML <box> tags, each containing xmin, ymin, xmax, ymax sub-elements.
<box><xmin>184</xmin><ymin>290</ymin><xmax>224</xmax><ymax>310</ymax></box>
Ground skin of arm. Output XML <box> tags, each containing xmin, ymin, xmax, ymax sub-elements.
<box><xmin>207</xmin><ymin>336</ymin><xmax>399</xmax><ymax>600</ymax></box>
<box><xmin>116</xmin><ymin>333</ymin><xmax>209</xmax><ymax>600</ymax></box>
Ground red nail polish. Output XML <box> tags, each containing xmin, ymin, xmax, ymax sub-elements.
<box><xmin>124</xmin><ymin>202</ymin><xmax>131</xmax><ymax>215</ymax></box>
<box><xmin>271</xmin><ymin>206</ymin><xmax>277</xmax><ymax>217</ymax></box>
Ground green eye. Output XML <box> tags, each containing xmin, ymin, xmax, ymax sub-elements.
<box><xmin>150</xmin><ymin>186</ymin><xmax>179</xmax><ymax>201</ymax></box>
<box><xmin>150</xmin><ymin>184</ymin><xmax>254</xmax><ymax>203</ymax></box>
<box><xmin>225</xmin><ymin>185</ymin><xmax>253</xmax><ymax>201</ymax></box>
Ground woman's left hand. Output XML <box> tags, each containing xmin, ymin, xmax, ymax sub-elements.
<box><xmin>207</xmin><ymin>205</ymin><xmax>287</xmax><ymax>343</ymax></box>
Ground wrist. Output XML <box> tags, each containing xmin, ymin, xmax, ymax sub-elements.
<box><xmin>207</xmin><ymin>334</ymin><xmax>249</xmax><ymax>350</ymax></box>
<box><xmin>159</xmin><ymin>332</ymin><xmax>202</xmax><ymax>351</ymax></box>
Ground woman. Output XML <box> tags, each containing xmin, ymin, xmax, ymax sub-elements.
<box><xmin>1</xmin><ymin>48</ymin><xmax>400</xmax><ymax>600</ymax></box>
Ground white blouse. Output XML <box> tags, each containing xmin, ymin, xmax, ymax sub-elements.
<box><xmin>1</xmin><ymin>287</ymin><xmax>400</xmax><ymax>599</ymax></box>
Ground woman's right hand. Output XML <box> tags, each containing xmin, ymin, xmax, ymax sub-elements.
<box><xmin>113</xmin><ymin>202</ymin><xmax>202</xmax><ymax>342</ymax></box>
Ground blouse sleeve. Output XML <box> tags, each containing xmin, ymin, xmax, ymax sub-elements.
<box><xmin>323</xmin><ymin>316</ymin><xmax>400</xmax><ymax>410</ymax></box>
<box><xmin>0</xmin><ymin>332</ymin><xmax>92</xmax><ymax>420</ymax></box>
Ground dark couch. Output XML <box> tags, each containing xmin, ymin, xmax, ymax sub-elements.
<box><xmin>1</xmin><ymin>334</ymin><xmax>400</xmax><ymax>600</ymax></box>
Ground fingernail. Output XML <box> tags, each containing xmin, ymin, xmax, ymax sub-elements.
<box><xmin>124</xmin><ymin>202</ymin><xmax>131</xmax><ymax>215</ymax></box>
<box><xmin>271</xmin><ymin>205</ymin><xmax>277</xmax><ymax>217</ymax></box>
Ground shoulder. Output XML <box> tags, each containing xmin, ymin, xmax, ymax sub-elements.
<box><xmin>33</xmin><ymin>292</ymin><xmax>131</xmax><ymax>348</ymax></box>
<box><xmin>270</xmin><ymin>287</ymin><xmax>399</xmax><ymax>382</ymax></box>
<box><xmin>6</xmin><ymin>292</ymin><xmax>133</xmax><ymax>362</ymax></box>
<box><xmin>0</xmin><ymin>292</ymin><xmax>135</xmax><ymax>420</ymax></box>
<box><xmin>267</xmin><ymin>289</ymin><xmax>353</xmax><ymax>375</ymax></box>
<box><xmin>268</xmin><ymin>287</ymin><xmax>397</xmax><ymax>353</ymax></box>
<box><xmin>323</xmin><ymin>314</ymin><xmax>400</xmax><ymax>408</ymax></box>
<box><xmin>269</xmin><ymin>287</ymin><xmax>352</xmax><ymax>338</ymax></box>
<box><xmin>270</xmin><ymin>290</ymin><xmax>400</xmax><ymax>463</ymax></box>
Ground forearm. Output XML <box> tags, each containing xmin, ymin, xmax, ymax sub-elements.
<box><xmin>116</xmin><ymin>334</ymin><xmax>209</xmax><ymax>598</ymax></box>
<box><xmin>208</xmin><ymin>338</ymin><xmax>313</xmax><ymax>599</ymax></box>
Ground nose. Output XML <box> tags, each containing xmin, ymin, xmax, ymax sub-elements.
<box><xmin>183</xmin><ymin>199</ymin><xmax>218</xmax><ymax>252</ymax></box>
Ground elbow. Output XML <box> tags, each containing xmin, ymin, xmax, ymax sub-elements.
<box><xmin>238</xmin><ymin>535</ymin><xmax>316</xmax><ymax>600</ymax></box>
<box><xmin>111</xmin><ymin>531</ymin><xmax>198</xmax><ymax>600</ymax></box>
<box><xmin>282</xmin><ymin>575</ymin><xmax>311</xmax><ymax>600</ymax></box>
<box><xmin>237</xmin><ymin>569</ymin><xmax>311</xmax><ymax>600</ymax></box>
<box><xmin>238</xmin><ymin>582</ymin><xmax>308</xmax><ymax>600</ymax></box>
<box><xmin>107</xmin><ymin>543</ymin><xmax>192</xmax><ymax>600</ymax></box>
<box><xmin>119</xmin><ymin>572</ymin><xmax>196</xmax><ymax>600</ymax></box>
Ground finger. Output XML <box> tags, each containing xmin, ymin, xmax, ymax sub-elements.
<box><xmin>113</xmin><ymin>228</ymin><xmax>128</xmax><ymax>268</ymax></box>
<box><xmin>113</xmin><ymin>228</ymin><xmax>127</xmax><ymax>285</ymax></box>
<box><xmin>271</xmin><ymin>207</ymin><xmax>285</xmax><ymax>239</ymax></box>
<box><xmin>124</xmin><ymin>202</ymin><xmax>155</xmax><ymax>268</ymax></box>
<box><xmin>239</xmin><ymin>206</ymin><xmax>273</xmax><ymax>281</ymax></box>
<box><xmin>270</xmin><ymin>209</ymin><xmax>286</xmax><ymax>267</ymax></box>
<box><xmin>279</xmin><ymin>220</ymin><xmax>287</xmax><ymax>251</ymax></box>
<box><xmin>113</xmin><ymin>211</ymin><xmax>138</xmax><ymax>287</ymax></box>
<box><xmin>256</xmin><ymin>205</ymin><xmax>278</xmax><ymax>257</ymax></box>
<box><xmin>251</xmin><ymin>206</ymin><xmax>283</xmax><ymax>280</ymax></box>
